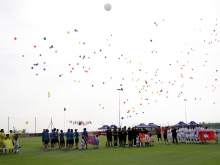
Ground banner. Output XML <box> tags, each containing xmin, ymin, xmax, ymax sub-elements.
<box><xmin>199</xmin><ymin>131</ymin><xmax>215</xmax><ymax>140</ymax></box>
<box><xmin>84</xmin><ymin>136</ymin><xmax>98</xmax><ymax>146</ymax></box>
<box><xmin>3</xmin><ymin>139</ymin><xmax>14</xmax><ymax>149</ymax></box>
<box><xmin>139</xmin><ymin>133</ymin><xmax>151</xmax><ymax>143</ymax></box>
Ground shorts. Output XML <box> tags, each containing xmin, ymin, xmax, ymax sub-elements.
<box><xmin>75</xmin><ymin>139</ymin><xmax>79</xmax><ymax>143</ymax></box>
<box><xmin>51</xmin><ymin>139</ymin><xmax>56</xmax><ymax>144</ymax></box>
<box><xmin>128</xmin><ymin>136</ymin><xmax>133</xmax><ymax>141</ymax></box>
<box><xmin>44</xmin><ymin>140</ymin><xmax>49</xmax><ymax>144</ymax></box>
<box><xmin>157</xmin><ymin>134</ymin><xmax>161</xmax><ymax>139</ymax></box>
<box><xmin>60</xmin><ymin>140</ymin><xmax>65</xmax><ymax>144</ymax></box>
<box><xmin>163</xmin><ymin>135</ymin><xmax>167</xmax><ymax>139</ymax></box>
<box><xmin>69</xmin><ymin>139</ymin><xmax>74</xmax><ymax>144</ymax></box>
<box><xmin>119</xmin><ymin>136</ymin><xmax>123</xmax><ymax>141</ymax></box>
<box><xmin>107</xmin><ymin>136</ymin><xmax>112</xmax><ymax>141</ymax></box>
<box><xmin>42</xmin><ymin>137</ymin><xmax>44</xmax><ymax>142</ymax></box>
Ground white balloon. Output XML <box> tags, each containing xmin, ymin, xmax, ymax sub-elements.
<box><xmin>104</xmin><ymin>3</ymin><xmax>111</xmax><ymax>11</ymax></box>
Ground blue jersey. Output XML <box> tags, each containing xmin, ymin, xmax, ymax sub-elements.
<box><xmin>50</xmin><ymin>131</ymin><xmax>56</xmax><ymax>140</ymax></box>
<box><xmin>66</xmin><ymin>132</ymin><xmax>69</xmax><ymax>140</ymax></box>
<box><xmin>69</xmin><ymin>132</ymin><xmax>73</xmax><ymax>140</ymax></box>
<box><xmin>44</xmin><ymin>132</ymin><xmax>49</xmax><ymax>141</ymax></box>
<box><xmin>60</xmin><ymin>132</ymin><xmax>64</xmax><ymax>141</ymax></box>
<box><xmin>55</xmin><ymin>131</ymin><xmax>58</xmax><ymax>139</ymax></box>
<box><xmin>75</xmin><ymin>132</ymin><xmax>79</xmax><ymax>139</ymax></box>
<box><xmin>42</xmin><ymin>131</ymin><xmax>45</xmax><ymax>138</ymax></box>
<box><xmin>82</xmin><ymin>130</ymin><xmax>88</xmax><ymax>137</ymax></box>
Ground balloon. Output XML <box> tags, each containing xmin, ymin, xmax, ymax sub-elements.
<box><xmin>104</xmin><ymin>3</ymin><xmax>111</xmax><ymax>11</ymax></box>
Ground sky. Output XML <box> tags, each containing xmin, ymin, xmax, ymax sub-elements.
<box><xmin>0</xmin><ymin>0</ymin><xmax>220</xmax><ymax>133</ymax></box>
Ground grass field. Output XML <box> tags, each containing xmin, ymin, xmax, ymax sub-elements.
<box><xmin>1</xmin><ymin>136</ymin><xmax>220</xmax><ymax>165</ymax></box>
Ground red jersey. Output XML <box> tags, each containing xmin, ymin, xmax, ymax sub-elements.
<box><xmin>163</xmin><ymin>128</ymin><xmax>167</xmax><ymax>135</ymax></box>
<box><xmin>157</xmin><ymin>128</ymin><xmax>161</xmax><ymax>134</ymax></box>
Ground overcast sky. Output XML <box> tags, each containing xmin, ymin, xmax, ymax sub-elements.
<box><xmin>0</xmin><ymin>0</ymin><xmax>220</xmax><ymax>133</ymax></box>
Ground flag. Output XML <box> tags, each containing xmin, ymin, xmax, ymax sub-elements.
<box><xmin>64</xmin><ymin>108</ymin><xmax>66</xmax><ymax>111</ymax></box>
<box><xmin>3</xmin><ymin>139</ymin><xmax>14</xmax><ymax>149</ymax></box>
<box><xmin>139</xmin><ymin>133</ymin><xmax>151</xmax><ymax>143</ymax></box>
<box><xmin>84</xmin><ymin>136</ymin><xmax>98</xmax><ymax>146</ymax></box>
<box><xmin>199</xmin><ymin>131</ymin><xmax>215</xmax><ymax>140</ymax></box>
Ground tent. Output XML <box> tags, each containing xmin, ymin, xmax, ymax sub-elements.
<box><xmin>188</xmin><ymin>121</ymin><xmax>198</xmax><ymax>126</ymax></box>
<box><xmin>173</xmin><ymin>121</ymin><xmax>188</xmax><ymax>127</ymax></box>
<box><xmin>109</xmin><ymin>124</ymin><xmax>118</xmax><ymax>129</ymax></box>
<box><xmin>137</xmin><ymin>123</ymin><xmax>148</xmax><ymax>128</ymax></box>
<box><xmin>147</xmin><ymin>123</ymin><xmax>159</xmax><ymax>128</ymax></box>
<box><xmin>98</xmin><ymin>125</ymin><xmax>109</xmax><ymax>130</ymax></box>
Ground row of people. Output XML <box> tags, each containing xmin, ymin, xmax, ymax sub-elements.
<box><xmin>156</xmin><ymin>125</ymin><xmax>219</xmax><ymax>144</ymax></box>
<box><xmin>0</xmin><ymin>129</ymin><xmax>21</xmax><ymax>154</ymax></box>
<box><xmin>105</xmin><ymin>126</ymin><xmax>151</xmax><ymax>147</ymax></box>
<box><xmin>42</xmin><ymin>128</ymin><xmax>90</xmax><ymax>150</ymax></box>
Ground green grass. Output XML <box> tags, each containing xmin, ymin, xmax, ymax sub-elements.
<box><xmin>1</xmin><ymin>136</ymin><xmax>220</xmax><ymax>165</ymax></box>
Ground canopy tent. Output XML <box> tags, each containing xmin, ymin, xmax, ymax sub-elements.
<box><xmin>109</xmin><ymin>124</ymin><xmax>118</xmax><ymax>129</ymax></box>
<box><xmin>173</xmin><ymin>121</ymin><xmax>188</xmax><ymax>127</ymax></box>
<box><xmin>147</xmin><ymin>123</ymin><xmax>159</xmax><ymax>128</ymax></box>
<box><xmin>137</xmin><ymin>123</ymin><xmax>148</xmax><ymax>128</ymax></box>
<box><xmin>98</xmin><ymin>125</ymin><xmax>109</xmax><ymax>130</ymax></box>
<box><xmin>188</xmin><ymin>121</ymin><xmax>198</xmax><ymax>126</ymax></box>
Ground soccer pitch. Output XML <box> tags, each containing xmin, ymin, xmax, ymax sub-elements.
<box><xmin>1</xmin><ymin>136</ymin><xmax>220</xmax><ymax>165</ymax></box>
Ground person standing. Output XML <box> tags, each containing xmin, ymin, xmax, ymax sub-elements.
<box><xmin>43</xmin><ymin>129</ymin><xmax>49</xmax><ymax>149</ymax></box>
<box><xmin>66</xmin><ymin>129</ymin><xmax>70</xmax><ymax>149</ymax></box>
<box><xmin>123</xmin><ymin>126</ymin><xmax>127</xmax><ymax>146</ymax></box>
<box><xmin>42</xmin><ymin>129</ymin><xmax>45</xmax><ymax>147</ymax></box>
<box><xmin>113</xmin><ymin>127</ymin><xmax>118</xmax><ymax>147</ymax></box>
<box><xmin>108</xmin><ymin>129</ymin><xmax>113</xmax><ymax>146</ymax></box>
<box><xmin>59</xmin><ymin>130</ymin><xmax>65</xmax><ymax>149</ymax></box>
<box><xmin>118</xmin><ymin>128</ymin><xmax>122</xmax><ymax>146</ymax></box>
<box><xmin>0</xmin><ymin>129</ymin><xmax>5</xmax><ymax>154</ymax></box>
<box><xmin>9</xmin><ymin>130</ymin><xmax>14</xmax><ymax>153</ymax></box>
<box><xmin>106</xmin><ymin>127</ymin><xmax>110</xmax><ymax>146</ymax></box>
<box><xmin>127</xmin><ymin>127</ymin><xmax>133</xmax><ymax>147</ymax></box>
<box><xmin>68</xmin><ymin>129</ymin><xmax>74</xmax><ymax>150</ymax></box>
<box><xmin>82</xmin><ymin>128</ymin><xmax>88</xmax><ymax>149</ymax></box>
<box><xmin>171</xmin><ymin>126</ymin><xmax>178</xmax><ymax>144</ymax></box>
<box><xmin>50</xmin><ymin>129</ymin><xmax>56</xmax><ymax>150</ymax></box>
<box><xmin>156</xmin><ymin>126</ymin><xmax>162</xmax><ymax>144</ymax></box>
<box><xmin>163</xmin><ymin>127</ymin><xmax>168</xmax><ymax>144</ymax></box>
<box><xmin>55</xmin><ymin>129</ymin><xmax>60</xmax><ymax>148</ymax></box>
<box><xmin>74</xmin><ymin>129</ymin><xmax>79</xmax><ymax>149</ymax></box>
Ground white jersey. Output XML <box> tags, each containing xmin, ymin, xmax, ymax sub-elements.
<box><xmin>136</xmin><ymin>136</ymin><xmax>140</xmax><ymax>145</ymax></box>
<box><xmin>13</xmin><ymin>140</ymin><xmax>19</xmax><ymax>147</ymax></box>
<box><xmin>190</xmin><ymin>129</ymin><xmax>194</xmax><ymax>137</ymax></box>
<box><xmin>177</xmin><ymin>129</ymin><xmax>181</xmax><ymax>135</ymax></box>
<box><xmin>95</xmin><ymin>137</ymin><xmax>99</xmax><ymax>146</ymax></box>
<box><xmin>81</xmin><ymin>139</ymin><xmax>86</xmax><ymax>149</ymax></box>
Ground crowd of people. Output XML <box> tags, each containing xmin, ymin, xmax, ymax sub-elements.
<box><xmin>1</xmin><ymin>124</ymin><xmax>219</xmax><ymax>154</ymax></box>
<box><xmin>0</xmin><ymin>129</ymin><xmax>21</xmax><ymax>154</ymax></box>
<box><xmin>42</xmin><ymin>128</ymin><xmax>92</xmax><ymax>150</ymax></box>
<box><xmin>155</xmin><ymin>125</ymin><xmax>219</xmax><ymax>144</ymax></box>
<box><xmin>105</xmin><ymin>126</ymin><xmax>152</xmax><ymax>147</ymax></box>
